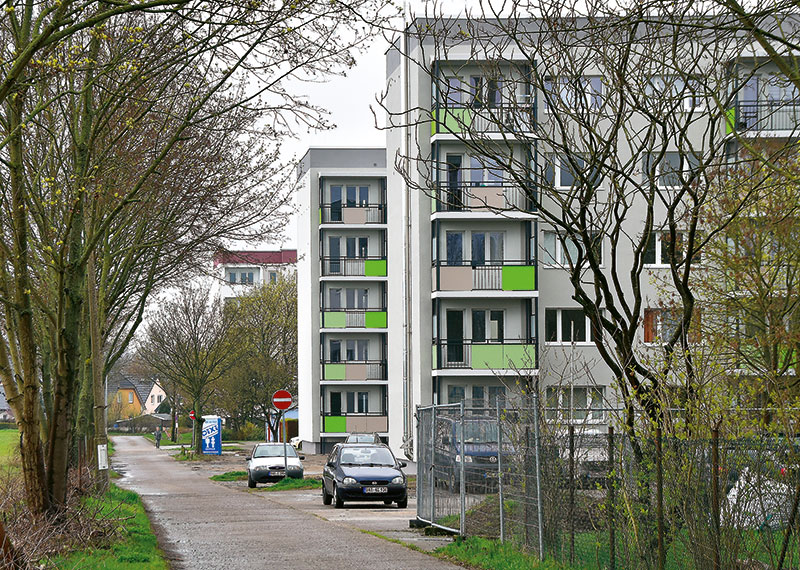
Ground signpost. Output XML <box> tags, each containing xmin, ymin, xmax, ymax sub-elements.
<box><xmin>189</xmin><ymin>410</ymin><xmax>196</xmax><ymax>448</ymax></box>
<box><xmin>272</xmin><ymin>390</ymin><xmax>293</xmax><ymax>479</ymax></box>
<box><xmin>202</xmin><ymin>415</ymin><xmax>222</xmax><ymax>455</ymax></box>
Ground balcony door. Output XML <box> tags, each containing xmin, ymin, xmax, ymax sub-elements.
<box><xmin>446</xmin><ymin>155</ymin><xmax>463</xmax><ymax>210</ymax></box>
<box><xmin>330</xmin><ymin>185</ymin><xmax>342</xmax><ymax>222</ymax></box>
<box><xmin>330</xmin><ymin>392</ymin><xmax>342</xmax><ymax>416</ymax></box>
<box><xmin>328</xmin><ymin>237</ymin><xmax>341</xmax><ymax>274</ymax></box>
<box><xmin>446</xmin><ymin>309</ymin><xmax>464</xmax><ymax>363</ymax></box>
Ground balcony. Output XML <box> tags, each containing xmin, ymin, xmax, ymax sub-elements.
<box><xmin>433</xmin><ymin>183</ymin><xmax>533</xmax><ymax>214</ymax></box>
<box><xmin>431</xmin><ymin>104</ymin><xmax>535</xmax><ymax>137</ymax></box>
<box><xmin>432</xmin><ymin>260</ymin><xmax>536</xmax><ymax>292</ymax></box>
<box><xmin>321</xmin><ymin>309</ymin><xmax>387</xmax><ymax>329</ymax></box>
<box><xmin>432</xmin><ymin>340</ymin><xmax>537</xmax><ymax>370</ymax></box>
<box><xmin>321</xmin><ymin>360</ymin><xmax>386</xmax><ymax>381</ymax></box>
<box><xmin>321</xmin><ymin>413</ymin><xmax>388</xmax><ymax>434</ymax></box>
<box><xmin>320</xmin><ymin>203</ymin><xmax>386</xmax><ymax>224</ymax></box>
<box><xmin>321</xmin><ymin>256</ymin><xmax>387</xmax><ymax>277</ymax></box>
<box><xmin>729</xmin><ymin>101</ymin><xmax>800</xmax><ymax>135</ymax></box>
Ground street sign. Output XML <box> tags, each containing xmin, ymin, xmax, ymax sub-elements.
<box><xmin>202</xmin><ymin>415</ymin><xmax>222</xmax><ymax>455</ymax></box>
<box><xmin>189</xmin><ymin>410</ymin><xmax>196</xmax><ymax>420</ymax></box>
<box><xmin>272</xmin><ymin>390</ymin><xmax>292</xmax><ymax>410</ymax></box>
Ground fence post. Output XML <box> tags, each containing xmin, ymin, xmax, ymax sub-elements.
<box><xmin>569</xmin><ymin>424</ymin><xmax>575</xmax><ymax>565</ymax></box>
<box><xmin>533</xmin><ymin>381</ymin><xmax>544</xmax><ymax>559</ymax></box>
<box><xmin>608</xmin><ymin>426</ymin><xmax>615</xmax><ymax>570</ymax></box>
<box><xmin>711</xmin><ymin>428</ymin><xmax>720</xmax><ymax>570</ymax></box>
<box><xmin>430</xmin><ymin>406</ymin><xmax>436</xmax><ymax>524</ymax></box>
<box><xmin>497</xmin><ymin>398</ymin><xmax>505</xmax><ymax>543</ymax></box>
<box><xmin>459</xmin><ymin>400</ymin><xmax>466</xmax><ymax>537</ymax></box>
<box><xmin>656</xmin><ymin>426</ymin><xmax>665</xmax><ymax>570</ymax></box>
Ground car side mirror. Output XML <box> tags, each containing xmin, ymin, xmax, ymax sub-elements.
<box><xmin>245</xmin><ymin>456</ymin><xmax>251</xmax><ymax>461</ymax></box>
<box><xmin>299</xmin><ymin>455</ymin><xmax>306</xmax><ymax>461</ymax></box>
<box><xmin>397</xmin><ymin>460</ymin><xmax>407</xmax><ymax>468</ymax></box>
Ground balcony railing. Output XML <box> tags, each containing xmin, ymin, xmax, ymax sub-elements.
<box><xmin>321</xmin><ymin>204</ymin><xmax>386</xmax><ymax>224</ymax></box>
<box><xmin>321</xmin><ymin>412</ymin><xmax>388</xmax><ymax>434</ymax></box>
<box><xmin>321</xmin><ymin>359</ymin><xmax>387</xmax><ymax>381</ymax></box>
<box><xmin>432</xmin><ymin>260</ymin><xmax>536</xmax><ymax>292</ymax></box>
<box><xmin>432</xmin><ymin>339</ymin><xmax>537</xmax><ymax>370</ymax></box>
<box><xmin>320</xmin><ymin>256</ymin><xmax>387</xmax><ymax>277</ymax></box>
<box><xmin>433</xmin><ymin>182</ymin><xmax>534</xmax><ymax>213</ymax></box>
<box><xmin>732</xmin><ymin>101</ymin><xmax>800</xmax><ymax>133</ymax></box>
<box><xmin>321</xmin><ymin>309</ymin><xmax>388</xmax><ymax>328</ymax></box>
<box><xmin>431</xmin><ymin>104</ymin><xmax>535</xmax><ymax>136</ymax></box>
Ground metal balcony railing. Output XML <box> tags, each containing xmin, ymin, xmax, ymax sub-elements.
<box><xmin>734</xmin><ymin>101</ymin><xmax>800</xmax><ymax>132</ymax></box>
<box><xmin>431</xmin><ymin>103</ymin><xmax>535</xmax><ymax>135</ymax></box>
<box><xmin>432</xmin><ymin>339</ymin><xmax>538</xmax><ymax>370</ymax></box>
<box><xmin>432</xmin><ymin>259</ymin><xmax>536</xmax><ymax>292</ymax></box>
<box><xmin>320</xmin><ymin>256</ymin><xmax>387</xmax><ymax>277</ymax></box>
<box><xmin>433</xmin><ymin>182</ymin><xmax>534</xmax><ymax>213</ymax></box>
<box><xmin>321</xmin><ymin>204</ymin><xmax>386</xmax><ymax>224</ymax></box>
<box><xmin>320</xmin><ymin>308</ymin><xmax>388</xmax><ymax>328</ymax></box>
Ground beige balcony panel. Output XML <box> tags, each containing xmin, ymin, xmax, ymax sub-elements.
<box><xmin>342</xmin><ymin>207</ymin><xmax>367</xmax><ymax>224</ymax></box>
<box><xmin>471</xmin><ymin>187</ymin><xmax>505</xmax><ymax>210</ymax></box>
<box><xmin>365</xmin><ymin>416</ymin><xmax>389</xmax><ymax>432</ymax></box>
<box><xmin>345</xmin><ymin>363</ymin><xmax>368</xmax><ymax>380</ymax></box>
<box><xmin>348</xmin><ymin>416</ymin><xmax>368</xmax><ymax>432</ymax></box>
<box><xmin>439</xmin><ymin>266</ymin><xmax>473</xmax><ymax>291</ymax></box>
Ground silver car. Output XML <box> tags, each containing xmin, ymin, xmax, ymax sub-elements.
<box><xmin>246</xmin><ymin>443</ymin><xmax>304</xmax><ymax>488</ymax></box>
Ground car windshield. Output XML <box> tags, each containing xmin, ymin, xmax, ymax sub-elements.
<box><xmin>346</xmin><ymin>434</ymin><xmax>375</xmax><ymax>443</ymax></box>
<box><xmin>253</xmin><ymin>444</ymin><xmax>297</xmax><ymax>458</ymax></box>
<box><xmin>458</xmin><ymin>422</ymin><xmax>499</xmax><ymax>444</ymax></box>
<box><xmin>339</xmin><ymin>447</ymin><xmax>396</xmax><ymax>466</ymax></box>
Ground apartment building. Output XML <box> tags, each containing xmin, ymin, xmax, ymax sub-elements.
<box><xmin>212</xmin><ymin>249</ymin><xmax>297</xmax><ymax>301</ymax></box>
<box><xmin>298</xmin><ymin>19</ymin><xmax>797</xmax><ymax>457</ymax></box>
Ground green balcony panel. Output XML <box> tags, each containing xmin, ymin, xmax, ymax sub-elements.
<box><xmin>726</xmin><ymin>107</ymin><xmax>736</xmax><ymax>135</ymax></box>
<box><xmin>502</xmin><ymin>265</ymin><xmax>536</xmax><ymax>291</ymax></box>
<box><xmin>323</xmin><ymin>416</ymin><xmax>346</xmax><ymax>433</ymax></box>
<box><xmin>323</xmin><ymin>311</ymin><xmax>346</xmax><ymax>328</ymax></box>
<box><xmin>431</xmin><ymin>107</ymin><xmax>473</xmax><ymax>136</ymax></box>
<box><xmin>364</xmin><ymin>259</ymin><xmax>387</xmax><ymax>276</ymax></box>
<box><xmin>432</xmin><ymin>344</ymin><xmax>437</xmax><ymax>369</ymax></box>
<box><xmin>365</xmin><ymin>311</ymin><xmax>387</xmax><ymax>328</ymax></box>
<box><xmin>472</xmin><ymin>344</ymin><xmax>536</xmax><ymax>369</ymax></box>
<box><xmin>324</xmin><ymin>363</ymin><xmax>346</xmax><ymax>380</ymax></box>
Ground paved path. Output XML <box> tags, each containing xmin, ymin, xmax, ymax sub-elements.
<box><xmin>112</xmin><ymin>437</ymin><xmax>458</xmax><ymax>570</ymax></box>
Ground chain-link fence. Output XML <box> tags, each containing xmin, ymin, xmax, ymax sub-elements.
<box><xmin>417</xmin><ymin>402</ymin><xmax>800</xmax><ymax>569</ymax></box>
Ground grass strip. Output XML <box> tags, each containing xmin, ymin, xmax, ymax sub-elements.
<box><xmin>50</xmin><ymin>484</ymin><xmax>167</xmax><ymax>569</ymax></box>
<box><xmin>436</xmin><ymin>537</ymin><xmax>565</xmax><ymax>570</ymax></box>
<box><xmin>210</xmin><ymin>470</ymin><xmax>247</xmax><ymax>481</ymax></box>
<box><xmin>259</xmin><ymin>477</ymin><xmax>323</xmax><ymax>492</ymax></box>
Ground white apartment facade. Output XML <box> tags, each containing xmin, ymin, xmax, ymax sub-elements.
<box><xmin>298</xmin><ymin>20</ymin><xmax>795</xmax><ymax>457</ymax></box>
<box><xmin>212</xmin><ymin>249</ymin><xmax>297</xmax><ymax>302</ymax></box>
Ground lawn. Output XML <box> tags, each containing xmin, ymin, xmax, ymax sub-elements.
<box><xmin>0</xmin><ymin>428</ymin><xmax>19</xmax><ymax>465</ymax></box>
<box><xmin>50</xmin><ymin>484</ymin><xmax>167</xmax><ymax>569</ymax></box>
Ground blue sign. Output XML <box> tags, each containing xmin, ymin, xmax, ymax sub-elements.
<box><xmin>201</xmin><ymin>416</ymin><xmax>222</xmax><ymax>455</ymax></box>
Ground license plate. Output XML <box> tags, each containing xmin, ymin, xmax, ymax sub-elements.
<box><xmin>364</xmin><ymin>486</ymin><xmax>388</xmax><ymax>494</ymax></box>
<box><xmin>268</xmin><ymin>471</ymin><xmax>285</xmax><ymax>477</ymax></box>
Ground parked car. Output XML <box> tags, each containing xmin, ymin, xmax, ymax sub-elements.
<box><xmin>322</xmin><ymin>443</ymin><xmax>408</xmax><ymax>508</ymax></box>
<box><xmin>344</xmin><ymin>432</ymin><xmax>382</xmax><ymax>444</ymax></box>
<box><xmin>246</xmin><ymin>443</ymin><xmax>304</xmax><ymax>488</ymax></box>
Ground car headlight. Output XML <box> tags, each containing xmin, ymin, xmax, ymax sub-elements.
<box><xmin>391</xmin><ymin>476</ymin><xmax>404</xmax><ymax>485</ymax></box>
<box><xmin>342</xmin><ymin>477</ymin><xmax>357</xmax><ymax>485</ymax></box>
<box><xmin>455</xmin><ymin>455</ymin><xmax>473</xmax><ymax>463</ymax></box>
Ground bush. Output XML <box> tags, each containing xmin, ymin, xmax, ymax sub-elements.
<box><xmin>235</xmin><ymin>422</ymin><xmax>264</xmax><ymax>441</ymax></box>
<box><xmin>0</xmin><ymin>422</ymin><xmax>16</xmax><ymax>430</ymax></box>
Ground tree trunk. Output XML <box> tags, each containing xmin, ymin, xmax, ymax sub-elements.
<box><xmin>87</xmin><ymin>249</ymin><xmax>109</xmax><ymax>490</ymax></box>
<box><xmin>193</xmin><ymin>401</ymin><xmax>202</xmax><ymax>454</ymax></box>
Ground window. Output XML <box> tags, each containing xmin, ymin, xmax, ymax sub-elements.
<box><xmin>470</xmin><ymin>232</ymin><xmax>504</xmax><ymax>266</ymax></box>
<box><xmin>643</xmin><ymin>308</ymin><xmax>682</xmax><ymax>343</ymax></box>
<box><xmin>470</xmin><ymin>75</ymin><xmax>503</xmax><ymax>108</ymax></box>
<box><xmin>448</xmin><ymin>385</ymin><xmax>466</xmax><ymax>404</ymax></box>
<box><xmin>330</xmin><ymin>185</ymin><xmax>342</xmax><ymax>222</ymax></box>
<box><xmin>330</xmin><ymin>340</ymin><xmax>341</xmax><ymax>363</ymax></box>
<box><xmin>228</xmin><ymin>272</ymin><xmax>236</xmax><ymax>284</ymax></box>
<box><xmin>545</xmin><ymin>308</ymin><xmax>600</xmax><ymax>343</ymax></box>
<box><xmin>128</xmin><ymin>392</ymin><xmax>134</xmax><ymax>404</ymax></box>
<box><xmin>489</xmin><ymin>386</ymin><xmax>506</xmax><ymax>407</ymax></box>
<box><xmin>446</xmin><ymin>232</ymin><xmax>463</xmax><ymax>265</ymax></box>
<box><xmin>157</xmin><ymin>395</ymin><xmax>163</xmax><ymax>403</ymax></box>
<box><xmin>765</xmin><ymin>75</ymin><xmax>799</xmax><ymax>103</ymax></box>
<box><xmin>643</xmin><ymin>231</ymin><xmax>696</xmax><ymax>265</ymax></box>
<box><xmin>643</xmin><ymin>152</ymin><xmax>698</xmax><ymax>189</ymax></box>
<box><xmin>345</xmin><ymin>288</ymin><xmax>368</xmax><ymax>309</ymax></box>
<box><xmin>346</xmin><ymin>340</ymin><xmax>356</xmax><ymax>361</ymax></box>
<box><xmin>329</xmin><ymin>288</ymin><xmax>342</xmax><ymax>310</ymax></box>
<box><xmin>543</xmin><ymin>231</ymin><xmax>602</xmax><ymax>266</ymax></box>
<box><xmin>445</xmin><ymin>77</ymin><xmax>461</xmax><ymax>106</ymax></box>
<box><xmin>346</xmin><ymin>185</ymin><xmax>357</xmax><ymax>207</ymax></box>
<box><xmin>472</xmin><ymin>385</ymin><xmax>485</xmax><ymax>404</ymax></box>
<box><xmin>489</xmin><ymin>232</ymin><xmax>504</xmax><ymax>264</ymax></box>
<box><xmin>358</xmin><ymin>186</ymin><xmax>369</xmax><ymax>206</ymax></box>
<box><xmin>645</xmin><ymin>76</ymin><xmax>705</xmax><ymax>111</ymax></box>
<box><xmin>543</xmin><ymin>76</ymin><xmax>602</xmax><ymax>112</ymax></box>
<box><xmin>544</xmin><ymin>154</ymin><xmax>601</xmax><ymax>189</ymax></box>
<box><xmin>470</xmin><ymin>155</ymin><xmax>504</xmax><ymax>186</ymax></box>
<box><xmin>470</xmin><ymin>310</ymin><xmax>504</xmax><ymax>342</ymax></box>
<box><xmin>117</xmin><ymin>393</ymin><xmax>121</xmax><ymax>403</ymax></box>
<box><xmin>239</xmin><ymin>272</ymin><xmax>253</xmax><ymax>284</ymax></box>
<box><xmin>357</xmin><ymin>392</ymin><xmax>369</xmax><ymax>413</ymax></box>
<box><xmin>546</xmin><ymin>386</ymin><xmax>605</xmax><ymax>421</ymax></box>
<box><xmin>151</xmin><ymin>395</ymin><xmax>155</xmax><ymax>404</ymax></box>
<box><xmin>490</xmin><ymin>310</ymin><xmax>504</xmax><ymax>342</ymax></box>
<box><xmin>344</xmin><ymin>339</ymin><xmax>369</xmax><ymax>361</ymax></box>
<box><xmin>269</xmin><ymin>272</ymin><xmax>277</xmax><ymax>283</ymax></box>
<box><xmin>347</xmin><ymin>392</ymin><xmax>356</xmax><ymax>413</ymax></box>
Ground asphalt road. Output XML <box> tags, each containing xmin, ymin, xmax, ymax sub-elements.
<box><xmin>112</xmin><ymin>436</ymin><xmax>458</xmax><ymax>570</ymax></box>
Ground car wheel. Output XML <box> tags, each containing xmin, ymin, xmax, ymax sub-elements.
<box><xmin>248</xmin><ymin>474</ymin><xmax>256</xmax><ymax>489</ymax></box>
<box><xmin>322</xmin><ymin>483</ymin><xmax>332</xmax><ymax>505</ymax></box>
<box><xmin>334</xmin><ymin>484</ymin><xmax>344</xmax><ymax>509</ymax></box>
<box><xmin>397</xmin><ymin>497</ymin><xmax>408</xmax><ymax>509</ymax></box>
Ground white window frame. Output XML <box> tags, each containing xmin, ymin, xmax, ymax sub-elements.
<box><xmin>542</xmin><ymin>230</ymin><xmax>603</xmax><ymax>267</ymax></box>
<box><xmin>545</xmin><ymin>385</ymin><xmax>605</xmax><ymax>422</ymax></box>
<box><xmin>645</xmin><ymin>75</ymin><xmax>705</xmax><ymax>112</ymax></box>
<box><xmin>644</xmin><ymin>231</ymin><xmax>695</xmax><ymax>267</ymax></box>
<box><xmin>544</xmin><ymin>307</ymin><xmax>599</xmax><ymax>345</ymax></box>
<box><xmin>543</xmin><ymin>76</ymin><xmax>603</xmax><ymax>114</ymax></box>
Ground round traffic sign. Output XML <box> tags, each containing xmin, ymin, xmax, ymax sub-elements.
<box><xmin>272</xmin><ymin>390</ymin><xmax>293</xmax><ymax>410</ymax></box>
<box><xmin>189</xmin><ymin>410</ymin><xmax>196</xmax><ymax>420</ymax></box>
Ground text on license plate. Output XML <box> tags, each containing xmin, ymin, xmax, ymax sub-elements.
<box><xmin>364</xmin><ymin>486</ymin><xmax>388</xmax><ymax>494</ymax></box>
<box><xmin>268</xmin><ymin>471</ymin><xmax>285</xmax><ymax>477</ymax></box>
